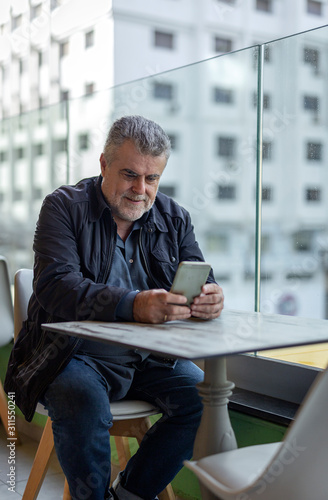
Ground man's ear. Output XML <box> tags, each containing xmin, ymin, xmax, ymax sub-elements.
<box><xmin>99</xmin><ymin>153</ymin><xmax>107</xmax><ymax>176</ymax></box>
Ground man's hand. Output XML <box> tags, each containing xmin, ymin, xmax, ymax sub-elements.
<box><xmin>133</xmin><ymin>289</ymin><xmax>191</xmax><ymax>324</ymax></box>
<box><xmin>190</xmin><ymin>283</ymin><xmax>224</xmax><ymax>320</ymax></box>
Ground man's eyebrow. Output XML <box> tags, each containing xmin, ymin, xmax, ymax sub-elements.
<box><xmin>121</xmin><ymin>169</ymin><xmax>161</xmax><ymax>178</ymax></box>
<box><xmin>121</xmin><ymin>168</ymin><xmax>138</xmax><ymax>175</ymax></box>
<box><xmin>147</xmin><ymin>173</ymin><xmax>161</xmax><ymax>178</ymax></box>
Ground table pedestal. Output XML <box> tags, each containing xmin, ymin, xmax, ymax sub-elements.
<box><xmin>193</xmin><ymin>357</ymin><xmax>237</xmax><ymax>499</ymax></box>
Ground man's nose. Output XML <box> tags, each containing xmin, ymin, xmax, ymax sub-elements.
<box><xmin>132</xmin><ymin>177</ymin><xmax>146</xmax><ymax>194</ymax></box>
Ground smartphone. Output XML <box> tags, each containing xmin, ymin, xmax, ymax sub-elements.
<box><xmin>170</xmin><ymin>261</ymin><xmax>211</xmax><ymax>306</ymax></box>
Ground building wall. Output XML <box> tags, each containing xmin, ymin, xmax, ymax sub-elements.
<box><xmin>0</xmin><ymin>0</ymin><xmax>328</xmax><ymax>319</ymax></box>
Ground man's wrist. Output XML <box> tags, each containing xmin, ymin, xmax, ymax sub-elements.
<box><xmin>115</xmin><ymin>291</ymin><xmax>139</xmax><ymax>321</ymax></box>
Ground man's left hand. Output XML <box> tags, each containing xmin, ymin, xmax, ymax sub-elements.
<box><xmin>190</xmin><ymin>283</ymin><xmax>224</xmax><ymax>319</ymax></box>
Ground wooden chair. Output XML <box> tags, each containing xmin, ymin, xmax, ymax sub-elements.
<box><xmin>0</xmin><ymin>256</ymin><xmax>20</xmax><ymax>442</ymax></box>
<box><xmin>185</xmin><ymin>364</ymin><xmax>328</xmax><ymax>500</ymax></box>
<box><xmin>14</xmin><ymin>269</ymin><xmax>175</xmax><ymax>500</ymax></box>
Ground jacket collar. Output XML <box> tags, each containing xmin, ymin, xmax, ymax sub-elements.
<box><xmin>89</xmin><ymin>176</ymin><xmax>168</xmax><ymax>233</ymax></box>
<box><xmin>143</xmin><ymin>201</ymin><xmax>168</xmax><ymax>233</ymax></box>
<box><xmin>88</xmin><ymin>175</ymin><xmax>111</xmax><ymax>222</ymax></box>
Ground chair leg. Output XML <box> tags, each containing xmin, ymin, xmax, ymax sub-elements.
<box><xmin>158</xmin><ymin>486</ymin><xmax>176</xmax><ymax>500</ymax></box>
<box><xmin>0</xmin><ymin>380</ymin><xmax>20</xmax><ymax>443</ymax></box>
<box><xmin>114</xmin><ymin>436</ymin><xmax>131</xmax><ymax>470</ymax></box>
<box><xmin>111</xmin><ymin>418</ymin><xmax>176</xmax><ymax>500</ymax></box>
<box><xmin>63</xmin><ymin>478</ymin><xmax>71</xmax><ymax>500</ymax></box>
<box><xmin>22</xmin><ymin>415</ymin><xmax>174</xmax><ymax>500</ymax></box>
<box><xmin>22</xmin><ymin>417</ymin><xmax>55</xmax><ymax>500</ymax></box>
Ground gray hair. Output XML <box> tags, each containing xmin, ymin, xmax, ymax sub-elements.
<box><xmin>103</xmin><ymin>115</ymin><xmax>171</xmax><ymax>165</ymax></box>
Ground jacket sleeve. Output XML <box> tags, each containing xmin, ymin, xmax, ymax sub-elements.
<box><xmin>31</xmin><ymin>193</ymin><xmax>130</xmax><ymax>323</ymax></box>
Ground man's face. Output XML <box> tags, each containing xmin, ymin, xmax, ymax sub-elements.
<box><xmin>100</xmin><ymin>140</ymin><xmax>167</xmax><ymax>227</ymax></box>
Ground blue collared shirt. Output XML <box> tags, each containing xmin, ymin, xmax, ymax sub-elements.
<box><xmin>76</xmin><ymin>215</ymin><xmax>152</xmax><ymax>360</ymax></box>
<box><xmin>112</xmin><ymin>216</ymin><xmax>152</xmax><ymax>322</ymax></box>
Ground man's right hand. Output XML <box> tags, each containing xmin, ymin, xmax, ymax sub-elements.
<box><xmin>133</xmin><ymin>289</ymin><xmax>191</xmax><ymax>324</ymax></box>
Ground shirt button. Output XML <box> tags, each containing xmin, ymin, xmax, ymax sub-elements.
<box><xmin>129</xmin><ymin>259</ymin><xmax>133</xmax><ymax>264</ymax></box>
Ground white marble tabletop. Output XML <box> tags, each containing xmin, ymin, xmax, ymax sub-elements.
<box><xmin>42</xmin><ymin>309</ymin><xmax>328</xmax><ymax>360</ymax></box>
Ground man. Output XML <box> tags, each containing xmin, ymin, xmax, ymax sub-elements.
<box><xmin>5</xmin><ymin>116</ymin><xmax>224</xmax><ymax>500</ymax></box>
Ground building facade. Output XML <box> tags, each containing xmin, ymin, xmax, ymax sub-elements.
<box><xmin>0</xmin><ymin>0</ymin><xmax>328</xmax><ymax>319</ymax></box>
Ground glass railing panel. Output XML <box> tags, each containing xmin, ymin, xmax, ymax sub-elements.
<box><xmin>260</xmin><ymin>25</ymin><xmax>328</xmax><ymax>367</ymax></box>
<box><xmin>68</xmin><ymin>47</ymin><xmax>259</xmax><ymax>311</ymax></box>
<box><xmin>67</xmin><ymin>90</ymin><xmax>113</xmax><ymax>184</ymax></box>
<box><xmin>0</xmin><ymin>102</ymin><xmax>68</xmax><ymax>274</ymax></box>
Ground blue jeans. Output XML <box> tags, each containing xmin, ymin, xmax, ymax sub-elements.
<box><xmin>40</xmin><ymin>355</ymin><xmax>203</xmax><ymax>500</ymax></box>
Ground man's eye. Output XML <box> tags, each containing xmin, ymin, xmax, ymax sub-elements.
<box><xmin>147</xmin><ymin>176</ymin><xmax>159</xmax><ymax>183</ymax></box>
<box><xmin>125</xmin><ymin>173</ymin><xmax>136</xmax><ymax>179</ymax></box>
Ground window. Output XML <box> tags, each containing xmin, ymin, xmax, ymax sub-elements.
<box><xmin>253</xmin><ymin>45</ymin><xmax>271</xmax><ymax>69</ymax></box>
<box><xmin>307</xmin><ymin>0</ymin><xmax>322</xmax><ymax>15</ymax></box>
<box><xmin>154</xmin><ymin>31</ymin><xmax>174</xmax><ymax>49</ymax></box>
<box><xmin>153</xmin><ymin>82</ymin><xmax>174</xmax><ymax>100</ymax></box>
<box><xmin>206</xmin><ymin>233</ymin><xmax>229</xmax><ymax>253</ymax></box>
<box><xmin>256</xmin><ymin>0</ymin><xmax>272</xmax><ymax>12</ymax></box>
<box><xmin>262</xmin><ymin>187</ymin><xmax>272</xmax><ymax>201</ymax></box>
<box><xmin>293</xmin><ymin>231</ymin><xmax>313</xmax><ymax>252</ymax></box>
<box><xmin>217</xmin><ymin>137</ymin><xmax>235</xmax><ymax>159</ymax></box>
<box><xmin>159</xmin><ymin>185</ymin><xmax>176</xmax><ymax>197</ymax></box>
<box><xmin>85</xmin><ymin>83</ymin><xmax>94</xmax><ymax>96</ymax></box>
<box><xmin>261</xmin><ymin>234</ymin><xmax>271</xmax><ymax>254</ymax></box>
<box><xmin>34</xmin><ymin>143</ymin><xmax>45</xmax><ymax>156</ymax></box>
<box><xmin>60</xmin><ymin>41</ymin><xmax>69</xmax><ymax>58</ymax></box>
<box><xmin>12</xmin><ymin>14</ymin><xmax>22</xmax><ymax>30</ymax></box>
<box><xmin>217</xmin><ymin>185</ymin><xmax>236</xmax><ymax>200</ymax></box>
<box><xmin>19</xmin><ymin>59</ymin><xmax>26</xmax><ymax>74</ymax></box>
<box><xmin>167</xmin><ymin>134</ymin><xmax>178</xmax><ymax>150</ymax></box>
<box><xmin>38</xmin><ymin>51</ymin><xmax>46</xmax><ymax>67</ymax></box>
<box><xmin>213</xmin><ymin>87</ymin><xmax>233</xmax><ymax>104</ymax></box>
<box><xmin>263</xmin><ymin>94</ymin><xmax>271</xmax><ymax>110</ymax></box>
<box><xmin>30</xmin><ymin>3</ymin><xmax>42</xmax><ymax>20</ymax></box>
<box><xmin>51</xmin><ymin>0</ymin><xmax>58</xmax><ymax>11</ymax></box>
<box><xmin>15</xmin><ymin>147</ymin><xmax>25</xmax><ymax>160</ymax></box>
<box><xmin>214</xmin><ymin>37</ymin><xmax>232</xmax><ymax>53</ymax></box>
<box><xmin>303</xmin><ymin>95</ymin><xmax>319</xmax><ymax>111</ymax></box>
<box><xmin>303</xmin><ymin>47</ymin><xmax>320</xmax><ymax>72</ymax></box>
<box><xmin>13</xmin><ymin>190</ymin><xmax>23</xmax><ymax>201</ymax></box>
<box><xmin>306</xmin><ymin>188</ymin><xmax>321</xmax><ymax>201</ymax></box>
<box><xmin>32</xmin><ymin>187</ymin><xmax>43</xmax><ymax>199</ymax></box>
<box><xmin>39</xmin><ymin>97</ymin><xmax>47</xmax><ymax>109</ymax></box>
<box><xmin>262</xmin><ymin>141</ymin><xmax>273</xmax><ymax>161</ymax></box>
<box><xmin>53</xmin><ymin>138</ymin><xmax>68</xmax><ymax>153</ymax></box>
<box><xmin>0</xmin><ymin>151</ymin><xmax>7</xmax><ymax>162</ymax></box>
<box><xmin>61</xmin><ymin>90</ymin><xmax>69</xmax><ymax>102</ymax></box>
<box><xmin>252</xmin><ymin>92</ymin><xmax>271</xmax><ymax>109</ymax></box>
<box><xmin>307</xmin><ymin>142</ymin><xmax>322</xmax><ymax>161</ymax></box>
<box><xmin>264</xmin><ymin>45</ymin><xmax>271</xmax><ymax>62</ymax></box>
<box><xmin>85</xmin><ymin>30</ymin><xmax>94</xmax><ymax>49</ymax></box>
<box><xmin>78</xmin><ymin>133</ymin><xmax>89</xmax><ymax>150</ymax></box>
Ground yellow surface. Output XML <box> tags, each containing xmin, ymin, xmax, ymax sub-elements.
<box><xmin>261</xmin><ymin>343</ymin><xmax>328</xmax><ymax>369</ymax></box>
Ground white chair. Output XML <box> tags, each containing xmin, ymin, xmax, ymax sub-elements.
<box><xmin>14</xmin><ymin>269</ymin><xmax>175</xmax><ymax>500</ymax></box>
<box><xmin>185</xmin><ymin>363</ymin><xmax>328</xmax><ymax>500</ymax></box>
<box><xmin>0</xmin><ymin>255</ymin><xmax>20</xmax><ymax>441</ymax></box>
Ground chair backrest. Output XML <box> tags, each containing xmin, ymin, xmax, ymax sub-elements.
<box><xmin>248</xmin><ymin>365</ymin><xmax>328</xmax><ymax>499</ymax></box>
<box><xmin>14</xmin><ymin>269</ymin><xmax>33</xmax><ymax>341</ymax></box>
<box><xmin>0</xmin><ymin>256</ymin><xmax>14</xmax><ymax>347</ymax></box>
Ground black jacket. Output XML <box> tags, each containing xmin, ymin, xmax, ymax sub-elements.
<box><xmin>5</xmin><ymin>175</ymin><xmax>214</xmax><ymax>421</ymax></box>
